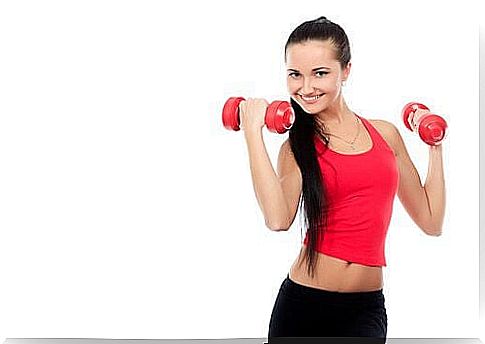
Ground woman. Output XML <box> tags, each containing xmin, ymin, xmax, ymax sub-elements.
<box><xmin>239</xmin><ymin>16</ymin><xmax>445</xmax><ymax>341</ymax></box>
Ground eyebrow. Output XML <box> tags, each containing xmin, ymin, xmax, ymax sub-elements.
<box><xmin>287</xmin><ymin>66</ymin><xmax>331</xmax><ymax>72</ymax></box>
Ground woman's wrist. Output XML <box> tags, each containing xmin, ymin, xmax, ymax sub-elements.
<box><xmin>243</xmin><ymin>127</ymin><xmax>263</xmax><ymax>138</ymax></box>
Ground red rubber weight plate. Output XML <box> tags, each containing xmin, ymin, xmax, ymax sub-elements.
<box><xmin>417</xmin><ymin>114</ymin><xmax>448</xmax><ymax>145</ymax></box>
<box><xmin>278</xmin><ymin>102</ymin><xmax>295</xmax><ymax>130</ymax></box>
<box><xmin>265</xmin><ymin>101</ymin><xmax>294</xmax><ymax>134</ymax></box>
<box><xmin>222</xmin><ymin>97</ymin><xmax>245</xmax><ymax>131</ymax></box>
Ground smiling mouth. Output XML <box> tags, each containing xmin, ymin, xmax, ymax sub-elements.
<box><xmin>299</xmin><ymin>93</ymin><xmax>325</xmax><ymax>102</ymax></box>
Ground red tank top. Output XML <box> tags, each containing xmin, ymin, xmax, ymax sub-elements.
<box><xmin>303</xmin><ymin>114</ymin><xmax>399</xmax><ymax>266</ymax></box>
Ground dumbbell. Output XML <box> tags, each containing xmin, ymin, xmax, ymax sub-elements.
<box><xmin>401</xmin><ymin>102</ymin><xmax>448</xmax><ymax>146</ymax></box>
<box><xmin>222</xmin><ymin>97</ymin><xmax>295</xmax><ymax>134</ymax></box>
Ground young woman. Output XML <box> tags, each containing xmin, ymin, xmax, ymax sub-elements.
<box><xmin>239</xmin><ymin>16</ymin><xmax>446</xmax><ymax>340</ymax></box>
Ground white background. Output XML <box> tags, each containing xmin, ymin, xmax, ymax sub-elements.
<box><xmin>0</xmin><ymin>0</ymin><xmax>481</xmax><ymax>340</ymax></box>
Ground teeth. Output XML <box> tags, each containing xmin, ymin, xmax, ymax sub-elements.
<box><xmin>301</xmin><ymin>94</ymin><xmax>322</xmax><ymax>101</ymax></box>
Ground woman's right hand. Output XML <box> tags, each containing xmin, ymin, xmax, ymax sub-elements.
<box><xmin>238</xmin><ymin>98</ymin><xmax>269</xmax><ymax>133</ymax></box>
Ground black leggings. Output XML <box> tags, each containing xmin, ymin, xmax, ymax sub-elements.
<box><xmin>268</xmin><ymin>274</ymin><xmax>387</xmax><ymax>343</ymax></box>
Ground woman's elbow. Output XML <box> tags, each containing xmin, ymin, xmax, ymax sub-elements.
<box><xmin>266</xmin><ymin>220</ymin><xmax>289</xmax><ymax>232</ymax></box>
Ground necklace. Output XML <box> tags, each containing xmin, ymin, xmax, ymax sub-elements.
<box><xmin>317</xmin><ymin>115</ymin><xmax>361</xmax><ymax>151</ymax></box>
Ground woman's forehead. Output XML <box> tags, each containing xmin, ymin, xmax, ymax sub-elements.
<box><xmin>286</xmin><ymin>40</ymin><xmax>337</xmax><ymax>68</ymax></box>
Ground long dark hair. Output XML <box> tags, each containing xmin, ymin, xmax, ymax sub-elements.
<box><xmin>284</xmin><ymin>16</ymin><xmax>352</xmax><ymax>278</ymax></box>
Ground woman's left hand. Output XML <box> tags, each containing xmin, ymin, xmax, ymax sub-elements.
<box><xmin>408</xmin><ymin>105</ymin><xmax>430</xmax><ymax>130</ymax></box>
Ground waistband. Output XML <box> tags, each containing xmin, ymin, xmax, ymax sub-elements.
<box><xmin>282</xmin><ymin>274</ymin><xmax>384</xmax><ymax>305</ymax></box>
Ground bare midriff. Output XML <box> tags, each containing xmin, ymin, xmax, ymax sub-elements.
<box><xmin>289</xmin><ymin>244</ymin><xmax>384</xmax><ymax>292</ymax></box>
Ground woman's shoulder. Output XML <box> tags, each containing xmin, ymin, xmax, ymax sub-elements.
<box><xmin>367</xmin><ymin>118</ymin><xmax>398</xmax><ymax>156</ymax></box>
<box><xmin>367</xmin><ymin>118</ymin><xmax>395</xmax><ymax>130</ymax></box>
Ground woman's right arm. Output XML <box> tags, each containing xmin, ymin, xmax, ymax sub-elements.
<box><xmin>243</xmin><ymin>129</ymin><xmax>303</xmax><ymax>231</ymax></box>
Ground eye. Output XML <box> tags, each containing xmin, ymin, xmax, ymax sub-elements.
<box><xmin>288</xmin><ymin>72</ymin><xmax>300</xmax><ymax>78</ymax></box>
<box><xmin>316</xmin><ymin>71</ymin><xmax>329</xmax><ymax>77</ymax></box>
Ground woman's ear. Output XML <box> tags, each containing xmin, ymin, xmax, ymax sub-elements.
<box><xmin>343</xmin><ymin>61</ymin><xmax>351</xmax><ymax>80</ymax></box>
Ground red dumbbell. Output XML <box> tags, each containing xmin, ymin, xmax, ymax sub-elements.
<box><xmin>222</xmin><ymin>97</ymin><xmax>295</xmax><ymax>134</ymax></box>
<box><xmin>401</xmin><ymin>102</ymin><xmax>448</xmax><ymax>146</ymax></box>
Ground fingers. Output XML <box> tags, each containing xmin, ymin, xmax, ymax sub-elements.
<box><xmin>409</xmin><ymin>108</ymin><xmax>430</xmax><ymax>128</ymax></box>
<box><xmin>414</xmin><ymin>108</ymin><xmax>429</xmax><ymax>123</ymax></box>
<box><xmin>238</xmin><ymin>98</ymin><xmax>269</xmax><ymax>132</ymax></box>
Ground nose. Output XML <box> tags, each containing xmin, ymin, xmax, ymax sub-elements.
<box><xmin>300</xmin><ymin>77</ymin><xmax>316</xmax><ymax>95</ymax></box>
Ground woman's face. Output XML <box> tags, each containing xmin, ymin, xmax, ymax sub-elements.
<box><xmin>285</xmin><ymin>40</ymin><xmax>350</xmax><ymax>114</ymax></box>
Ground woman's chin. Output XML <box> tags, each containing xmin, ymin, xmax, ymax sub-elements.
<box><xmin>300</xmin><ymin>103</ymin><xmax>324</xmax><ymax>115</ymax></box>
<box><xmin>292</xmin><ymin>97</ymin><xmax>326</xmax><ymax>114</ymax></box>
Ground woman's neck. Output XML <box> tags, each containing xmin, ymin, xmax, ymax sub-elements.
<box><xmin>315</xmin><ymin>99</ymin><xmax>355</xmax><ymax>130</ymax></box>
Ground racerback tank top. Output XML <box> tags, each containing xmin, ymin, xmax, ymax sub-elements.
<box><xmin>303</xmin><ymin>114</ymin><xmax>399</xmax><ymax>266</ymax></box>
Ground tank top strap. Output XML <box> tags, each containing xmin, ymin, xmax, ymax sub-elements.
<box><xmin>355</xmin><ymin>114</ymin><xmax>394</xmax><ymax>154</ymax></box>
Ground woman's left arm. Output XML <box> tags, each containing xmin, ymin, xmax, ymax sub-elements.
<box><xmin>388</xmin><ymin>120</ymin><xmax>446</xmax><ymax>236</ymax></box>
<box><xmin>423</xmin><ymin>144</ymin><xmax>446</xmax><ymax>235</ymax></box>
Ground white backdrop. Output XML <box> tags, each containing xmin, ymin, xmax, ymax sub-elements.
<box><xmin>0</xmin><ymin>0</ymin><xmax>481</xmax><ymax>341</ymax></box>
